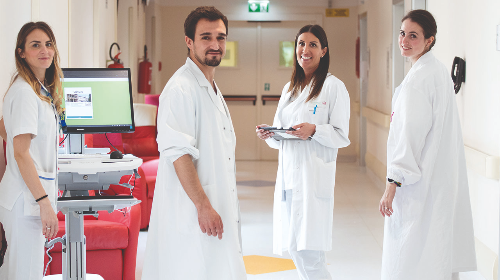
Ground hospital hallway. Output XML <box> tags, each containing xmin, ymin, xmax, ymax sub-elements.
<box><xmin>134</xmin><ymin>160</ymin><xmax>485</xmax><ymax>280</ymax></box>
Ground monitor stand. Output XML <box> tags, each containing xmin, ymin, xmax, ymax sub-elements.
<box><xmin>65</xmin><ymin>134</ymin><xmax>110</xmax><ymax>155</ymax></box>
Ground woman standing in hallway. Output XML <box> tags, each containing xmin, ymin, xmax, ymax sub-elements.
<box><xmin>0</xmin><ymin>21</ymin><xmax>62</xmax><ymax>279</ymax></box>
<box><xmin>256</xmin><ymin>25</ymin><xmax>350</xmax><ymax>280</ymax></box>
<box><xmin>379</xmin><ymin>10</ymin><xmax>476</xmax><ymax>280</ymax></box>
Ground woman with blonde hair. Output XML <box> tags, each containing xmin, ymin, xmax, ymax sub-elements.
<box><xmin>0</xmin><ymin>21</ymin><xmax>63</xmax><ymax>279</ymax></box>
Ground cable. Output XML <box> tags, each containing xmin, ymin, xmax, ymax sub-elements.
<box><xmin>59</xmin><ymin>134</ymin><xmax>68</xmax><ymax>146</ymax></box>
<box><xmin>104</xmin><ymin>133</ymin><xmax>120</xmax><ymax>152</ymax></box>
<box><xmin>44</xmin><ymin>243</ymin><xmax>55</xmax><ymax>276</ymax></box>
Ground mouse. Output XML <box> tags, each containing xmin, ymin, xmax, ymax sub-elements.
<box><xmin>110</xmin><ymin>150</ymin><xmax>123</xmax><ymax>159</ymax></box>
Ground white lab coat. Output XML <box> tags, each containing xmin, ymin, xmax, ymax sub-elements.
<box><xmin>0</xmin><ymin>77</ymin><xmax>58</xmax><ymax>280</ymax></box>
<box><xmin>266</xmin><ymin>74</ymin><xmax>350</xmax><ymax>254</ymax></box>
<box><xmin>382</xmin><ymin>52</ymin><xmax>476</xmax><ymax>280</ymax></box>
<box><xmin>0</xmin><ymin>77</ymin><xmax>58</xmax><ymax>215</ymax></box>
<box><xmin>141</xmin><ymin>58</ymin><xmax>247</xmax><ymax>280</ymax></box>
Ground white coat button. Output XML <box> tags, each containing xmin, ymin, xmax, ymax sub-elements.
<box><xmin>295</xmin><ymin>166</ymin><xmax>299</xmax><ymax>169</ymax></box>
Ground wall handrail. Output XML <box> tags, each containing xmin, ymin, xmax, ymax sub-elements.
<box><xmin>261</xmin><ymin>95</ymin><xmax>281</xmax><ymax>105</ymax></box>
<box><xmin>362</xmin><ymin>106</ymin><xmax>391</xmax><ymax>128</ymax></box>
<box><xmin>464</xmin><ymin>146</ymin><xmax>500</xmax><ymax>180</ymax></box>
<box><xmin>224</xmin><ymin>95</ymin><xmax>257</xmax><ymax>105</ymax></box>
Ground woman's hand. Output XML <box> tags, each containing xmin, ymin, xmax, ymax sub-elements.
<box><xmin>39</xmin><ymin>199</ymin><xmax>58</xmax><ymax>239</ymax></box>
<box><xmin>256</xmin><ymin>124</ymin><xmax>274</xmax><ymax>140</ymax></box>
<box><xmin>288</xmin><ymin>123</ymin><xmax>316</xmax><ymax>140</ymax></box>
<box><xmin>379</xmin><ymin>182</ymin><xmax>397</xmax><ymax>217</ymax></box>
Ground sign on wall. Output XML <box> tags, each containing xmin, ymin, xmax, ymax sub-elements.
<box><xmin>325</xmin><ymin>9</ymin><xmax>349</xmax><ymax>17</ymax></box>
<box><xmin>248</xmin><ymin>1</ymin><xmax>269</xmax><ymax>13</ymax></box>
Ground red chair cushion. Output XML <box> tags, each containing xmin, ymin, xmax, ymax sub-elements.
<box><xmin>144</xmin><ymin>94</ymin><xmax>160</xmax><ymax>107</ymax></box>
<box><xmin>48</xmin><ymin>250</ymin><xmax>123</xmax><ymax>280</ymax></box>
<box><xmin>141</xmin><ymin>159</ymin><xmax>159</xmax><ymax>198</ymax></box>
<box><xmin>122</xmin><ymin>126</ymin><xmax>158</xmax><ymax>157</ymax></box>
<box><xmin>85</xmin><ymin>133</ymin><xmax>124</xmax><ymax>153</ymax></box>
<box><xmin>51</xmin><ymin>220</ymin><xmax>128</xmax><ymax>252</ymax></box>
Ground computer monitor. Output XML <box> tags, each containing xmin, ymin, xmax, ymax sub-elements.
<box><xmin>61</xmin><ymin>68</ymin><xmax>135</xmax><ymax>134</ymax></box>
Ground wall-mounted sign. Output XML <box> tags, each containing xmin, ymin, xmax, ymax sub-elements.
<box><xmin>248</xmin><ymin>1</ymin><xmax>269</xmax><ymax>13</ymax></box>
<box><xmin>325</xmin><ymin>8</ymin><xmax>349</xmax><ymax>17</ymax></box>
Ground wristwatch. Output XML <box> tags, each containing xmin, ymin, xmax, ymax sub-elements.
<box><xmin>387</xmin><ymin>178</ymin><xmax>402</xmax><ymax>187</ymax></box>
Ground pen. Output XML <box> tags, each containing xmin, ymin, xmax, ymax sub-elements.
<box><xmin>313</xmin><ymin>105</ymin><xmax>317</xmax><ymax>114</ymax></box>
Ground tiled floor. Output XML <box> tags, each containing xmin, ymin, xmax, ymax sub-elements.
<box><xmin>135</xmin><ymin>160</ymin><xmax>485</xmax><ymax>280</ymax></box>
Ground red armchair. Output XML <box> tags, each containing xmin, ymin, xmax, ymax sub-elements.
<box><xmin>43</xmin><ymin>203</ymin><xmax>141</xmax><ymax>280</ymax></box>
<box><xmin>86</xmin><ymin>103</ymin><xmax>159</xmax><ymax>229</ymax></box>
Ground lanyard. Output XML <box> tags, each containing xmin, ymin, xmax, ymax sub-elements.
<box><xmin>37</xmin><ymin>79</ymin><xmax>66</xmax><ymax>136</ymax></box>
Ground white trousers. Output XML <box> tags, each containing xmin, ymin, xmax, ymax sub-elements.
<box><xmin>0</xmin><ymin>195</ymin><xmax>45</xmax><ymax>280</ymax></box>
<box><xmin>285</xmin><ymin>190</ymin><xmax>332</xmax><ymax>280</ymax></box>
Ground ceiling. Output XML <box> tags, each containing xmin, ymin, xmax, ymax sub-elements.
<box><xmin>155</xmin><ymin>0</ymin><xmax>360</xmax><ymax>8</ymax></box>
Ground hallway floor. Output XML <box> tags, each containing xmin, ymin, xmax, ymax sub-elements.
<box><xmin>135</xmin><ymin>160</ymin><xmax>485</xmax><ymax>280</ymax></box>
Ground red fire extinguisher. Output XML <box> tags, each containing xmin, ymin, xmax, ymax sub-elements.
<box><xmin>138</xmin><ymin>45</ymin><xmax>152</xmax><ymax>94</ymax></box>
<box><xmin>108</xmin><ymin>43</ymin><xmax>124</xmax><ymax>68</ymax></box>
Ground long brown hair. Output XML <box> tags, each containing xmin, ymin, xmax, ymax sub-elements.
<box><xmin>9</xmin><ymin>21</ymin><xmax>64</xmax><ymax>114</ymax></box>
<box><xmin>288</xmin><ymin>25</ymin><xmax>330</xmax><ymax>102</ymax></box>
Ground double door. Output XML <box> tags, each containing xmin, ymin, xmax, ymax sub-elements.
<box><xmin>217</xmin><ymin>20</ymin><xmax>312</xmax><ymax>160</ymax></box>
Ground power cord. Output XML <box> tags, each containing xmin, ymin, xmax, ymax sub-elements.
<box><xmin>104</xmin><ymin>133</ymin><xmax>120</xmax><ymax>152</ymax></box>
<box><xmin>59</xmin><ymin>134</ymin><xmax>68</xmax><ymax>146</ymax></box>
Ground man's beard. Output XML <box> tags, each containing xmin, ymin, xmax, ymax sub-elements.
<box><xmin>194</xmin><ymin>51</ymin><xmax>222</xmax><ymax>67</ymax></box>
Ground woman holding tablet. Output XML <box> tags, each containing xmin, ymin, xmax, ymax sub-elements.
<box><xmin>0</xmin><ymin>21</ymin><xmax>63</xmax><ymax>279</ymax></box>
<box><xmin>256</xmin><ymin>24</ymin><xmax>350</xmax><ymax>279</ymax></box>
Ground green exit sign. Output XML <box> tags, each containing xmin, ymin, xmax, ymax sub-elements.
<box><xmin>248</xmin><ymin>1</ymin><xmax>269</xmax><ymax>13</ymax></box>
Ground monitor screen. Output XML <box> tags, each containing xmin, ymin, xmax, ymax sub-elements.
<box><xmin>61</xmin><ymin>68</ymin><xmax>135</xmax><ymax>134</ymax></box>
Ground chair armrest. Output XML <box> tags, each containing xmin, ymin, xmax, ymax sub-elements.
<box><xmin>97</xmin><ymin>203</ymin><xmax>141</xmax><ymax>280</ymax></box>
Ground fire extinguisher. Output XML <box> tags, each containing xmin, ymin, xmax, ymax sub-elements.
<box><xmin>138</xmin><ymin>45</ymin><xmax>152</xmax><ymax>94</ymax></box>
<box><xmin>108</xmin><ymin>43</ymin><xmax>124</xmax><ymax>68</ymax></box>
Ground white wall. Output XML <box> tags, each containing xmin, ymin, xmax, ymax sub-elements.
<box><xmin>429</xmin><ymin>0</ymin><xmax>500</xmax><ymax>279</ymax></box>
<box><xmin>117</xmin><ymin>0</ymin><xmax>147</xmax><ymax>103</ymax></box>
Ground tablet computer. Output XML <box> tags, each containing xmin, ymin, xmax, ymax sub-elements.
<box><xmin>259</xmin><ymin>127</ymin><xmax>311</xmax><ymax>141</ymax></box>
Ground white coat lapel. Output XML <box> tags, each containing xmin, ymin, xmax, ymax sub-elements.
<box><xmin>277</xmin><ymin>82</ymin><xmax>311</xmax><ymax>126</ymax></box>
<box><xmin>185</xmin><ymin>58</ymin><xmax>226</xmax><ymax>115</ymax></box>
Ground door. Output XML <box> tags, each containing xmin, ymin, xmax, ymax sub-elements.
<box><xmin>359</xmin><ymin>14</ymin><xmax>368</xmax><ymax>166</ymax></box>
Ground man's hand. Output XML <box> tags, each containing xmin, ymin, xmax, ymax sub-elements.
<box><xmin>197</xmin><ymin>204</ymin><xmax>224</xmax><ymax>240</ymax></box>
<box><xmin>288</xmin><ymin>123</ymin><xmax>316</xmax><ymax>140</ymax></box>
<box><xmin>379</xmin><ymin>182</ymin><xmax>397</xmax><ymax>217</ymax></box>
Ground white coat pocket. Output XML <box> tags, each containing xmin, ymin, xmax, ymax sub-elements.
<box><xmin>24</xmin><ymin>170</ymin><xmax>57</xmax><ymax>216</ymax></box>
<box><xmin>311</xmin><ymin>157</ymin><xmax>336</xmax><ymax>198</ymax></box>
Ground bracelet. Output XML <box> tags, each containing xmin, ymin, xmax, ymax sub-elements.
<box><xmin>387</xmin><ymin>178</ymin><xmax>402</xmax><ymax>187</ymax></box>
<box><xmin>35</xmin><ymin>194</ymin><xmax>48</xmax><ymax>202</ymax></box>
